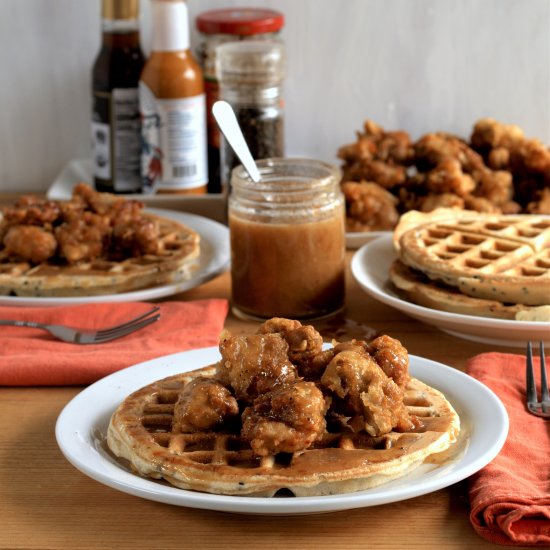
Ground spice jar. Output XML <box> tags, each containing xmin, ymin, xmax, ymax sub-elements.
<box><xmin>228</xmin><ymin>158</ymin><xmax>346</xmax><ymax>320</ymax></box>
<box><xmin>216</xmin><ymin>40</ymin><xmax>286</xmax><ymax>190</ymax></box>
<box><xmin>195</xmin><ymin>8</ymin><xmax>284</xmax><ymax>193</ymax></box>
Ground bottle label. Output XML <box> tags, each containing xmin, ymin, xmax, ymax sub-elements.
<box><xmin>91</xmin><ymin>88</ymin><xmax>142</xmax><ymax>192</ymax></box>
<box><xmin>139</xmin><ymin>82</ymin><xmax>207</xmax><ymax>191</ymax></box>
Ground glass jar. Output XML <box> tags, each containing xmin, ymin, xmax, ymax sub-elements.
<box><xmin>228</xmin><ymin>158</ymin><xmax>346</xmax><ymax>321</ymax></box>
<box><xmin>195</xmin><ymin>8</ymin><xmax>284</xmax><ymax>193</ymax></box>
<box><xmin>216</xmin><ymin>40</ymin><xmax>286</xmax><ymax>190</ymax></box>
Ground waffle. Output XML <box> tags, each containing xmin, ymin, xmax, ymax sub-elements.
<box><xmin>0</xmin><ymin>213</ymin><xmax>200</xmax><ymax>297</ymax></box>
<box><xmin>389</xmin><ymin>259</ymin><xmax>550</xmax><ymax>320</ymax></box>
<box><xmin>107</xmin><ymin>363</ymin><xmax>460</xmax><ymax>497</ymax></box>
<box><xmin>397</xmin><ymin>214</ymin><xmax>550</xmax><ymax>306</ymax></box>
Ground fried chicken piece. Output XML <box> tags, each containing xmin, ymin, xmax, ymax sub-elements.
<box><xmin>55</xmin><ymin>211</ymin><xmax>111</xmax><ymax>264</ymax></box>
<box><xmin>58</xmin><ymin>200</ymin><xmax>86</xmax><ymax>223</ymax></box>
<box><xmin>241</xmin><ymin>381</ymin><xmax>327</xmax><ymax>456</ymax></box>
<box><xmin>2</xmin><ymin>196</ymin><xmax>61</xmax><ymax>227</ymax></box>
<box><xmin>217</xmin><ymin>333</ymin><xmax>297</xmax><ymax>402</ymax></box>
<box><xmin>338</xmin><ymin>120</ymin><xmax>414</xmax><ymax>191</ymax></box>
<box><xmin>471</xmin><ymin>118</ymin><xmax>550</xmax><ymax>176</ymax></box>
<box><xmin>107</xmin><ymin>199</ymin><xmax>146</xmax><ymax>226</ymax></box>
<box><xmin>257</xmin><ymin>317</ymin><xmax>327</xmax><ymax>379</ymax></box>
<box><xmin>342</xmin><ymin>160</ymin><xmax>407</xmax><ymax>189</ymax></box>
<box><xmin>522</xmin><ymin>139</ymin><xmax>550</xmax><ymax>174</ymax></box>
<box><xmin>320</xmin><ymin>350</ymin><xmax>415</xmax><ymax>437</ymax></box>
<box><xmin>470</xmin><ymin>118</ymin><xmax>524</xmax><ymax>151</ymax></box>
<box><xmin>342</xmin><ymin>181</ymin><xmax>400</xmax><ymax>231</ymax></box>
<box><xmin>72</xmin><ymin>182</ymin><xmax>125</xmax><ymax>215</ymax></box>
<box><xmin>527</xmin><ymin>187</ymin><xmax>550</xmax><ymax>214</ymax></box>
<box><xmin>258</xmin><ymin>318</ymin><xmax>323</xmax><ymax>361</ymax></box>
<box><xmin>2</xmin><ymin>225</ymin><xmax>57</xmax><ymax>264</ymax></box>
<box><xmin>331</xmin><ymin>336</ymin><xmax>410</xmax><ymax>388</ymax></box>
<box><xmin>338</xmin><ymin>120</ymin><xmax>414</xmax><ymax>165</ymax></box>
<box><xmin>418</xmin><ymin>192</ymin><xmax>465</xmax><ymax>212</ymax></box>
<box><xmin>365</xmin><ymin>335</ymin><xmax>410</xmax><ymax>388</ymax></box>
<box><xmin>462</xmin><ymin>195</ymin><xmax>501</xmax><ymax>213</ymax></box>
<box><xmin>473</xmin><ymin>168</ymin><xmax>514</xmax><ymax>206</ymax></box>
<box><xmin>172</xmin><ymin>377</ymin><xmax>239</xmax><ymax>433</ymax></box>
<box><xmin>423</xmin><ymin>158</ymin><xmax>476</xmax><ymax>197</ymax></box>
<box><xmin>414</xmin><ymin>133</ymin><xmax>485</xmax><ymax>174</ymax></box>
<box><xmin>257</xmin><ymin>317</ymin><xmax>302</xmax><ymax>335</ymax></box>
<box><xmin>111</xmin><ymin>217</ymin><xmax>161</xmax><ymax>257</ymax></box>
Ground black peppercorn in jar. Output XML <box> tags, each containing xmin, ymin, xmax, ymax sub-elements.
<box><xmin>216</xmin><ymin>40</ymin><xmax>286</xmax><ymax>191</ymax></box>
<box><xmin>195</xmin><ymin>8</ymin><xmax>284</xmax><ymax>193</ymax></box>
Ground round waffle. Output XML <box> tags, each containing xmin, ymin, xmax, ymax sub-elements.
<box><xmin>107</xmin><ymin>363</ymin><xmax>460</xmax><ymax>497</ymax></box>
<box><xmin>389</xmin><ymin>258</ymin><xmax>549</xmax><ymax>320</ymax></box>
<box><xmin>0</xmin><ymin>213</ymin><xmax>200</xmax><ymax>297</ymax></box>
<box><xmin>397</xmin><ymin>214</ymin><xmax>550</xmax><ymax>306</ymax></box>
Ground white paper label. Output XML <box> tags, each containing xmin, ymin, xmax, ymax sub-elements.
<box><xmin>140</xmin><ymin>82</ymin><xmax>207</xmax><ymax>191</ymax></box>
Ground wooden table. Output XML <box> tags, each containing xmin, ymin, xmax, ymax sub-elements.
<box><xmin>0</xmin><ymin>195</ymin><xmax>524</xmax><ymax>548</ymax></box>
<box><xmin>0</xmin><ymin>260</ymin><xmax>521</xmax><ymax>549</ymax></box>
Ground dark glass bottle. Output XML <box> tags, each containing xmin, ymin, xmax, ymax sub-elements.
<box><xmin>92</xmin><ymin>0</ymin><xmax>145</xmax><ymax>193</ymax></box>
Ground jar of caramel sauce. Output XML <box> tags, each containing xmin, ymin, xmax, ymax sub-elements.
<box><xmin>228</xmin><ymin>158</ymin><xmax>346</xmax><ymax>320</ymax></box>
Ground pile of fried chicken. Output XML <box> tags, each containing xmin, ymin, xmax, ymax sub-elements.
<box><xmin>339</xmin><ymin>118</ymin><xmax>550</xmax><ymax>231</ymax></box>
<box><xmin>172</xmin><ymin>318</ymin><xmax>420</xmax><ymax>457</ymax></box>
<box><xmin>0</xmin><ymin>183</ymin><xmax>161</xmax><ymax>266</ymax></box>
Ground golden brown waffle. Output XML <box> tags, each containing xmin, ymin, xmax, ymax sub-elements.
<box><xmin>398</xmin><ymin>214</ymin><xmax>550</xmax><ymax>306</ymax></box>
<box><xmin>389</xmin><ymin>259</ymin><xmax>550</xmax><ymax>320</ymax></box>
<box><xmin>0</xmin><ymin>214</ymin><xmax>200</xmax><ymax>297</ymax></box>
<box><xmin>107</xmin><ymin>364</ymin><xmax>460</xmax><ymax>497</ymax></box>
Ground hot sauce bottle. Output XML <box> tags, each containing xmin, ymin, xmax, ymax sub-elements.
<box><xmin>92</xmin><ymin>0</ymin><xmax>145</xmax><ymax>193</ymax></box>
<box><xmin>139</xmin><ymin>0</ymin><xmax>208</xmax><ymax>194</ymax></box>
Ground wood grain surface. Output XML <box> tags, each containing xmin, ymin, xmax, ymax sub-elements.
<box><xmin>0</xmin><ymin>245</ymin><xmax>528</xmax><ymax>550</ymax></box>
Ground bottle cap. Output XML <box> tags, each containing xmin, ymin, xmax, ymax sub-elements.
<box><xmin>151</xmin><ymin>0</ymin><xmax>189</xmax><ymax>52</ymax></box>
<box><xmin>102</xmin><ymin>0</ymin><xmax>139</xmax><ymax>20</ymax></box>
<box><xmin>196</xmin><ymin>8</ymin><xmax>284</xmax><ymax>35</ymax></box>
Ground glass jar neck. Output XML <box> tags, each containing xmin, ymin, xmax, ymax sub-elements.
<box><xmin>220</xmin><ymin>85</ymin><xmax>282</xmax><ymax>106</ymax></box>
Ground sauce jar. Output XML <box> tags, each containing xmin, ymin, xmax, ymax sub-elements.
<box><xmin>195</xmin><ymin>8</ymin><xmax>284</xmax><ymax>193</ymax></box>
<box><xmin>228</xmin><ymin>158</ymin><xmax>346</xmax><ymax>320</ymax></box>
<box><xmin>216</xmin><ymin>40</ymin><xmax>286</xmax><ymax>191</ymax></box>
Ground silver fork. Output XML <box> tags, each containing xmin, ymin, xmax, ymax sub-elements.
<box><xmin>0</xmin><ymin>306</ymin><xmax>160</xmax><ymax>344</ymax></box>
<box><xmin>526</xmin><ymin>341</ymin><xmax>550</xmax><ymax>419</ymax></box>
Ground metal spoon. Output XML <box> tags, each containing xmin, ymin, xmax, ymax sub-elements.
<box><xmin>212</xmin><ymin>100</ymin><xmax>261</xmax><ymax>183</ymax></box>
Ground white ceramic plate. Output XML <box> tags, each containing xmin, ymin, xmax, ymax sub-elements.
<box><xmin>55</xmin><ymin>346</ymin><xmax>508</xmax><ymax>515</ymax></box>
<box><xmin>0</xmin><ymin>209</ymin><xmax>229</xmax><ymax>307</ymax></box>
<box><xmin>351</xmin><ymin>234</ymin><xmax>550</xmax><ymax>347</ymax></box>
<box><xmin>346</xmin><ymin>230</ymin><xmax>389</xmax><ymax>250</ymax></box>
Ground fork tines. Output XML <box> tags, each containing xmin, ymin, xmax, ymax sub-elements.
<box><xmin>92</xmin><ymin>306</ymin><xmax>161</xmax><ymax>343</ymax></box>
<box><xmin>526</xmin><ymin>341</ymin><xmax>550</xmax><ymax>418</ymax></box>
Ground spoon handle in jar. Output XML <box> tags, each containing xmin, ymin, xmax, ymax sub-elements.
<box><xmin>212</xmin><ymin>100</ymin><xmax>262</xmax><ymax>183</ymax></box>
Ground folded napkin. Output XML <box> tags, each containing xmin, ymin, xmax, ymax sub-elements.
<box><xmin>0</xmin><ymin>299</ymin><xmax>228</xmax><ymax>386</ymax></box>
<box><xmin>467</xmin><ymin>352</ymin><xmax>550</xmax><ymax>546</ymax></box>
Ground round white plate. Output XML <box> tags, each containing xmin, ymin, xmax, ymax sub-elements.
<box><xmin>55</xmin><ymin>346</ymin><xmax>508</xmax><ymax>515</ymax></box>
<box><xmin>346</xmin><ymin>230</ymin><xmax>389</xmax><ymax>250</ymax></box>
<box><xmin>351</xmin><ymin>234</ymin><xmax>550</xmax><ymax>347</ymax></box>
<box><xmin>0</xmin><ymin>209</ymin><xmax>230</xmax><ymax>306</ymax></box>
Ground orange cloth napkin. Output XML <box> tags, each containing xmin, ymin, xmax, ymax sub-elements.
<box><xmin>0</xmin><ymin>300</ymin><xmax>228</xmax><ymax>386</ymax></box>
<box><xmin>467</xmin><ymin>352</ymin><xmax>550</xmax><ymax>546</ymax></box>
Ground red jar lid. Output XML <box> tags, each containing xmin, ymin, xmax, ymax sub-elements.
<box><xmin>196</xmin><ymin>8</ymin><xmax>284</xmax><ymax>35</ymax></box>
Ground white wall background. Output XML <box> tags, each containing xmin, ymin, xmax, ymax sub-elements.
<box><xmin>0</xmin><ymin>0</ymin><xmax>548</xmax><ymax>192</ymax></box>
